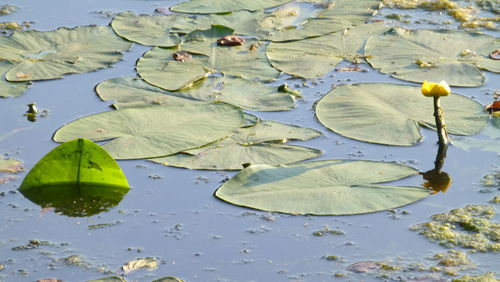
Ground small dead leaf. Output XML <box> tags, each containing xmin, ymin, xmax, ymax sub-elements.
<box><xmin>36</xmin><ymin>279</ymin><xmax>62</xmax><ymax>282</ymax></box>
<box><xmin>172</xmin><ymin>51</ymin><xmax>192</xmax><ymax>61</ymax></box>
<box><xmin>485</xmin><ymin>100</ymin><xmax>500</xmax><ymax>113</ymax></box>
<box><xmin>16</xmin><ymin>72</ymin><xmax>30</xmax><ymax>78</ymax></box>
<box><xmin>217</xmin><ymin>35</ymin><xmax>245</xmax><ymax>46</ymax></box>
<box><xmin>122</xmin><ymin>257</ymin><xmax>158</xmax><ymax>274</ymax></box>
<box><xmin>489</xmin><ymin>49</ymin><xmax>500</xmax><ymax>60</ymax></box>
<box><xmin>0</xmin><ymin>158</ymin><xmax>24</xmax><ymax>174</ymax></box>
<box><xmin>335</xmin><ymin>67</ymin><xmax>368</xmax><ymax>72</ymax></box>
<box><xmin>346</xmin><ymin>261</ymin><xmax>380</xmax><ymax>273</ymax></box>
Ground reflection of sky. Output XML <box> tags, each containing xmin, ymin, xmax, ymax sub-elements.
<box><xmin>0</xmin><ymin>0</ymin><xmax>499</xmax><ymax>281</ymax></box>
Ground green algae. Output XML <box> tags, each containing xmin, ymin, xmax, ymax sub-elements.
<box><xmin>452</xmin><ymin>272</ymin><xmax>499</xmax><ymax>282</ymax></box>
<box><xmin>410</xmin><ymin>205</ymin><xmax>500</xmax><ymax>252</ymax></box>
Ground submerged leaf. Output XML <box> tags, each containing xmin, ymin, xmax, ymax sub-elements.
<box><xmin>365</xmin><ymin>28</ymin><xmax>500</xmax><ymax>87</ymax></box>
<box><xmin>315</xmin><ymin>83</ymin><xmax>487</xmax><ymax>146</ymax></box>
<box><xmin>451</xmin><ymin>119</ymin><xmax>500</xmax><ymax>155</ymax></box>
<box><xmin>215</xmin><ymin>160</ymin><xmax>429</xmax><ymax>215</ymax></box>
<box><xmin>18</xmin><ymin>139</ymin><xmax>129</xmax><ymax>217</ymax></box>
<box><xmin>0</xmin><ymin>25</ymin><xmax>131</xmax><ymax>81</ymax></box>
<box><xmin>53</xmin><ymin>103</ymin><xmax>244</xmax><ymax>159</ymax></box>
<box><xmin>151</xmin><ymin>120</ymin><xmax>322</xmax><ymax>170</ymax></box>
<box><xmin>170</xmin><ymin>0</ymin><xmax>293</xmax><ymax>14</ymax></box>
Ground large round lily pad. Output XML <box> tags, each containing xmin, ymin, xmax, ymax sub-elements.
<box><xmin>0</xmin><ymin>61</ymin><xmax>30</xmax><ymax>97</ymax></box>
<box><xmin>0</xmin><ymin>25</ymin><xmax>132</xmax><ymax>81</ymax></box>
<box><xmin>170</xmin><ymin>0</ymin><xmax>293</xmax><ymax>14</ymax></box>
<box><xmin>315</xmin><ymin>83</ymin><xmax>488</xmax><ymax>146</ymax></box>
<box><xmin>151</xmin><ymin>120</ymin><xmax>323</xmax><ymax>170</ymax></box>
<box><xmin>96</xmin><ymin>76</ymin><xmax>295</xmax><ymax>111</ymax></box>
<box><xmin>365</xmin><ymin>28</ymin><xmax>500</xmax><ymax>87</ymax></box>
<box><xmin>267</xmin><ymin>23</ymin><xmax>388</xmax><ymax>78</ymax></box>
<box><xmin>53</xmin><ymin>103</ymin><xmax>244</xmax><ymax>159</ymax></box>
<box><xmin>215</xmin><ymin>160</ymin><xmax>429</xmax><ymax>215</ymax></box>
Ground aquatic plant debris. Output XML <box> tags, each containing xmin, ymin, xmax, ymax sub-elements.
<box><xmin>215</xmin><ymin>160</ymin><xmax>429</xmax><ymax>215</ymax></box>
<box><xmin>151</xmin><ymin>120</ymin><xmax>323</xmax><ymax>170</ymax></box>
<box><xmin>410</xmin><ymin>205</ymin><xmax>500</xmax><ymax>252</ymax></box>
<box><xmin>0</xmin><ymin>25</ymin><xmax>131</xmax><ymax>82</ymax></box>
<box><xmin>316</xmin><ymin>83</ymin><xmax>487</xmax><ymax>146</ymax></box>
<box><xmin>365</xmin><ymin>27</ymin><xmax>500</xmax><ymax>87</ymax></box>
<box><xmin>53</xmin><ymin>103</ymin><xmax>244</xmax><ymax>159</ymax></box>
<box><xmin>121</xmin><ymin>257</ymin><xmax>158</xmax><ymax>274</ymax></box>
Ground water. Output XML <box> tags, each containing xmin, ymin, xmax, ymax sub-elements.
<box><xmin>0</xmin><ymin>1</ymin><xmax>498</xmax><ymax>281</ymax></box>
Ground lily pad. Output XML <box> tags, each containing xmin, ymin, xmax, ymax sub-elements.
<box><xmin>266</xmin><ymin>23</ymin><xmax>388</xmax><ymax>78</ymax></box>
<box><xmin>0</xmin><ymin>61</ymin><xmax>30</xmax><ymax>97</ymax></box>
<box><xmin>451</xmin><ymin>119</ymin><xmax>500</xmax><ymax>155</ymax></box>
<box><xmin>111</xmin><ymin>12</ymin><xmax>194</xmax><ymax>47</ymax></box>
<box><xmin>138</xmin><ymin>26</ymin><xmax>280</xmax><ymax>90</ymax></box>
<box><xmin>170</xmin><ymin>0</ymin><xmax>293</xmax><ymax>14</ymax></box>
<box><xmin>215</xmin><ymin>160</ymin><xmax>429</xmax><ymax>215</ymax></box>
<box><xmin>151</xmin><ymin>120</ymin><xmax>323</xmax><ymax>170</ymax></box>
<box><xmin>315</xmin><ymin>83</ymin><xmax>488</xmax><ymax>146</ymax></box>
<box><xmin>96</xmin><ymin>76</ymin><xmax>295</xmax><ymax>111</ymax></box>
<box><xmin>0</xmin><ymin>25</ymin><xmax>131</xmax><ymax>81</ymax></box>
<box><xmin>18</xmin><ymin>139</ymin><xmax>129</xmax><ymax>217</ymax></box>
<box><xmin>365</xmin><ymin>28</ymin><xmax>500</xmax><ymax>87</ymax></box>
<box><xmin>53</xmin><ymin>103</ymin><xmax>244</xmax><ymax>159</ymax></box>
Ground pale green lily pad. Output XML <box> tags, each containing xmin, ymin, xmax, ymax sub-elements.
<box><xmin>0</xmin><ymin>25</ymin><xmax>131</xmax><ymax>81</ymax></box>
<box><xmin>365</xmin><ymin>28</ymin><xmax>500</xmax><ymax>87</ymax></box>
<box><xmin>451</xmin><ymin>119</ymin><xmax>500</xmax><ymax>155</ymax></box>
<box><xmin>138</xmin><ymin>26</ymin><xmax>279</xmax><ymax>91</ymax></box>
<box><xmin>267</xmin><ymin>23</ymin><xmax>388</xmax><ymax>78</ymax></box>
<box><xmin>215</xmin><ymin>160</ymin><xmax>429</xmax><ymax>215</ymax></box>
<box><xmin>111</xmin><ymin>12</ymin><xmax>182</xmax><ymax>47</ymax></box>
<box><xmin>0</xmin><ymin>60</ymin><xmax>30</xmax><ymax>97</ymax></box>
<box><xmin>315</xmin><ymin>83</ymin><xmax>488</xmax><ymax>146</ymax></box>
<box><xmin>53</xmin><ymin>103</ymin><xmax>244</xmax><ymax>159</ymax></box>
<box><xmin>96</xmin><ymin>76</ymin><xmax>295</xmax><ymax>111</ymax></box>
<box><xmin>151</xmin><ymin>120</ymin><xmax>323</xmax><ymax>170</ymax></box>
<box><xmin>170</xmin><ymin>0</ymin><xmax>293</xmax><ymax>14</ymax></box>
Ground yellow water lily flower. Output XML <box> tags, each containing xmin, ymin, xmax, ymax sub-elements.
<box><xmin>421</xmin><ymin>80</ymin><xmax>451</xmax><ymax>97</ymax></box>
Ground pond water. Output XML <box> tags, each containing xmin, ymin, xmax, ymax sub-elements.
<box><xmin>0</xmin><ymin>0</ymin><xmax>498</xmax><ymax>281</ymax></box>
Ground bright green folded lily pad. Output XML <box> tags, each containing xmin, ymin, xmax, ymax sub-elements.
<box><xmin>170</xmin><ymin>0</ymin><xmax>293</xmax><ymax>14</ymax></box>
<box><xmin>111</xmin><ymin>12</ymin><xmax>185</xmax><ymax>47</ymax></box>
<box><xmin>53</xmin><ymin>103</ymin><xmax>244</xmax><ymax>159</ymax></box>
<box><xmin>365</xmin><ymin>28</ymin><xmax>500</xmax><ymax>87</ymax></box>
<box><xmin>215</xmin><ymin>160</ymin><xmax>429</xmax><ymax>215</ymax></box>
<box><xmin>267</xmin><ymin>22</ymin><xmax>388</xmax><ymax>78</ymax></box>
<box><xmin>96</xmin><ymin>76</ymin><xmax>295</xmax><ymax>111</ymax></box>
<box><xmin>315</xmin><ymin>83</ymin><xmax>488</xmax><ymax>146</ymax></box>
<box><xmin>138</xmin><ymin>26</ymin><xmax>279</xmax><ymax>91</ymax></box>
<box><xmin>0</xmin><ymin>25</ymin><xmax>132</xmax><ymax>81</ymax></box>
<box><xmin>151</xmin><ymin>120</ymin><xmax>323</xmax><ymax>170</ymax></box>
<box><xmin>19</xmin><ymin>139</ymin><xmax>129</xmax><ymax>217</ymax></box>
<box><xmin>0</xmin><ymin>61</ymin><xmax>30</xmax><ymax>97</ymax></box>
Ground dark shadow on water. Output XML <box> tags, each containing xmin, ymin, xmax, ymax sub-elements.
<box><xmin>420</xmin><ymin>142</ymin><xmax>452</xmax><ymax>194</ymax></box>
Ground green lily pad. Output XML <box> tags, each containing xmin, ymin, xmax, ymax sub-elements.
<box><xmin>266</xmin><ymin>22</ymin><xmax>388</xmax><ymax>78</ymax></box>
<box><xmin>0</xmin><ymin>25</ymin><xmax>131</xmax><ymax>81</ymax></box>
<box><xmin>365</xmin><ymin>28</ymin><xmax>500</xmax><ymax>87</ymax></box>
<box><xmin>87</xmin><ymin>276</ymin><xmax>127</xmax><ymax>282</ymax></box>
<box><xmin>19</xmin><ymin>139</ymin><xmax>129</xmax><ymax>217</ymax></box>
<box><xmin>53</xmin><ymin>103</ymin><xmax>244</xmax><ymax>159</ymax></box>
<box><xmin>152</xmin><ymin>277</ymin><xmax>183</xmax><ymax>282</ymax></box>
<box><xmin>0</xmin><ymin>61</ymin><xmax>30</xmax><ymax>97</ymax></box>
<box><xmin>96</xmin><ymin>76</ymin><xmax>295</xmax><ymax>111</ymax></box>
<box><xmin>315</xmin><ymin>83</ymin><xmax>488</xmax><ymax>146</ymax></box>
<box><xmin>151</xmin><ymin>120</ymin><xmax>323</xmax><ymax>170</ymax></box>
<box><xmin>111</xmin><ymin>12</ymin><xmax>193</xmax><ymax>47</ymax></box>
<box><xmin>170</xmin><ymin>0</ymin><xmax>293</xmax><ymax>14</ymax></box>
<box><xmin>215</xmin><ymin>160</ymin><xmax>429</xmax><ymax>215</ymax></box>
<box><xmin>451</xmin><ymin>119</ymin><xmax>500</xmax><ymax>155</ymax></box>
<box><xmin>138</xmin><ymin>26</ymin><xmax>279</xmax><ymax>91</ymax></box>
